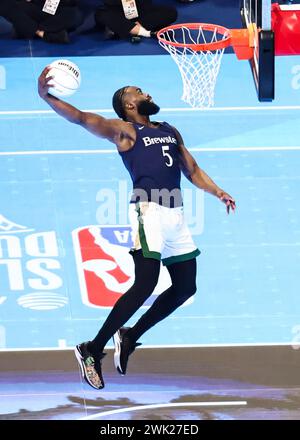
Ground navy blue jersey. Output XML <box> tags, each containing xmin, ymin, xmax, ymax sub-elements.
<box><xmin>119</xmin><ymin>122</ymin><xmax>183</xmax><ymax>208</ymax></box>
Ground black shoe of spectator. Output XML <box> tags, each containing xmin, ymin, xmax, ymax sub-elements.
<box><xmin>131</xmin><ymin>36</ymin><xmax>142</xmax><ymax>44</ymax></box>
<box><xmin>43</xmin><ymin>30</ymin><xmax>70</xmax><ymax>44</ymax></box>
<box><xmin>104</xmin><ymin>26</ymin><xmax>118</xmax><ymax>40</ymax></box>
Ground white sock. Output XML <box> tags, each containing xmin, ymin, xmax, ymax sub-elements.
<box><xmin>137</xmin><ymin>26</ymin><xmax>151</xmax><ymax>38</ymax></box>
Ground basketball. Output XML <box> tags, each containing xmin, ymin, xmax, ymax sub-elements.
<box><xmin>46</xmin><ymin>59</ymin><xmax>81</xmax><ymax>98</ymax></box>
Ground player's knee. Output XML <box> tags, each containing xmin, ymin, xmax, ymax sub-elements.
<box><xmin>140</xmin><ymin>282</ymin><xmax>157</xmax><ymax>298</ymax></box>
<box><xmin>184</xmin><ymin>279</ymin><xmax>197</xmax><ymax>298</ymax></box>
<box><xmin>183</xmin><ymin>283</ymin><xmax>197</xmax><ymax>301</ymax></box>
<box><xmin>132</xmin><ymin>275</ymin><xmax>159</xmax><ymax>298</ymax></box>
<box><xmin>146</xmin><ymin>276</ymin><xmax>160</xmax><ymax>296</ymax></box>
<box><xmin>189</xmin><ymin>283</ymin><xmax>197</xmax><ymax>297</ymax></box>
<box><xmin>173</xmin><ymin>282</ymin><xmax>196</xmax><ymax>304</ymax></box>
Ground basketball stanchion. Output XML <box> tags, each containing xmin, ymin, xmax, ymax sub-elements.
<box><xmin>157</xmin><ymin>23</ymin><xmax>254</xmax><ymax>108</ymax></box>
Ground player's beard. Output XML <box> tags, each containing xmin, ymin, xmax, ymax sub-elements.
<box><xmin>137</xmin><ymin>100</ymin><xmax>160</xmax><ymax>116</ymax></box>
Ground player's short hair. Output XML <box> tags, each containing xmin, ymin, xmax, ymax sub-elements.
<box><xmin>112</xmin><ymin>86</ymin><xmax>130</xmax><ymax>120</ymax></box>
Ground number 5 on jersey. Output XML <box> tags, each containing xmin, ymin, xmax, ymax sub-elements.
<box><xmin>162</xmin><ymin>145</ymin><xmax>173</xmax><ymax>167</ymax></box>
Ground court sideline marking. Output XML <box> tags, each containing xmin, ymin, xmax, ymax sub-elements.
<box><xmin>1</xmin><ymin>146</ymin><xmax>300</xmax><ymax>156</ymax></box>
<box><xmin>1</xmin><ymin>105</ymin><xmax>300</xmax><ymax>116</ymax></box>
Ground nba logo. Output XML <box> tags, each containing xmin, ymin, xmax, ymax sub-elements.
<box><xmin>72</xmin><ymin>225</ymin><xmax>172</xmax><ymax>309</ymax></box>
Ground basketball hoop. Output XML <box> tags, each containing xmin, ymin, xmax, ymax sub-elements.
<box><xmin>157</xmin><ymin>23</ymin><xmax>253</xmax><ymax>108</ymax></box>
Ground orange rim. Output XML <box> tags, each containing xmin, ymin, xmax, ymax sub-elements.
<box><xmin>157</xmin><ymin>23</ymin><xmax>232</xmax><ymax>52</ymax></box>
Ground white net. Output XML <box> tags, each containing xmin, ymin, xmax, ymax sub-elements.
<box><xmin>158</xmin><ymin>24</ymin><xmax>230</xmax><ymax>108</ymax></box>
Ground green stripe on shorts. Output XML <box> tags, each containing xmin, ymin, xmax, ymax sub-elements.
<box><xmin>162</xmin><ymin>249</ymin><xmax>201</xmax><ymax>266</ymax></box>
<box><xmin>137</xmin><ymin>204</ymin><xmax>161</xmax><ymax>261</ymax></box>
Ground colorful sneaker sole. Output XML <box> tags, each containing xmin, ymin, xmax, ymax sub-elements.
<box><xmin>74</xmin><ymin>344</ymin><xmax>104</xmax><ymax>389</ymax></box>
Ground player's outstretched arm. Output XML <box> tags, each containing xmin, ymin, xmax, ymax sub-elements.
<box><xmin>174</xmin><ymin>127</ymin><xmax>236</xmax><ymax>214</ymax></box>
<box><xmin>38</xmin><ymin>67</ymin><xmax>133</xmax><ymax>144</ymax></box>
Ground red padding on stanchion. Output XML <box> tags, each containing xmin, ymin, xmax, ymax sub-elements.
<box><xmin>272</xmin><ymin>3</ymin><xmax>300</xmax><ymax>55</ymax></box>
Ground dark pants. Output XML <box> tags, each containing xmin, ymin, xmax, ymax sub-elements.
<box><xmin>0</xmin><ymin>0</ymin><xmax>83</xmax><ymax>39</ymax></box>
<box><xmin>95</xmin><ymin>0</ymin><xmax>177</xmax><ymax>39</ymax></box>
<box><xmin>89</xmin><ymin>250</ymin><xmax>197</xmax><ymax>353</ymax></box>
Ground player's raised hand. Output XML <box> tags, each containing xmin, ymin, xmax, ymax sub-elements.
<box><xmin>217</xmin><ymin>190</ymin><xmax>236</xmax><ymax>214</ymax></box>
<box><xmin>38</xmin><ymin>66</ymin><xmax>53</xmax><ymax>99</ymax></box>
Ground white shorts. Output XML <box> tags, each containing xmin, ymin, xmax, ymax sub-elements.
<box><xmin>129</xmin><ymin>201</ymin><xmax>200</xmax><ymax>266</ymax></box>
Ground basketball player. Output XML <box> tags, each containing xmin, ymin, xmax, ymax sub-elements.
<box><xmin>38</xmin><ymin>67</ymin><xmax>236</xmax><ymax>390</ymax></box>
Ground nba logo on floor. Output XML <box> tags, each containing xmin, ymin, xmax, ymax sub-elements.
<box><xmin>72</xmin><ymin>225</ymin><xmax>173</xmax><ymax>309</ymax></box>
